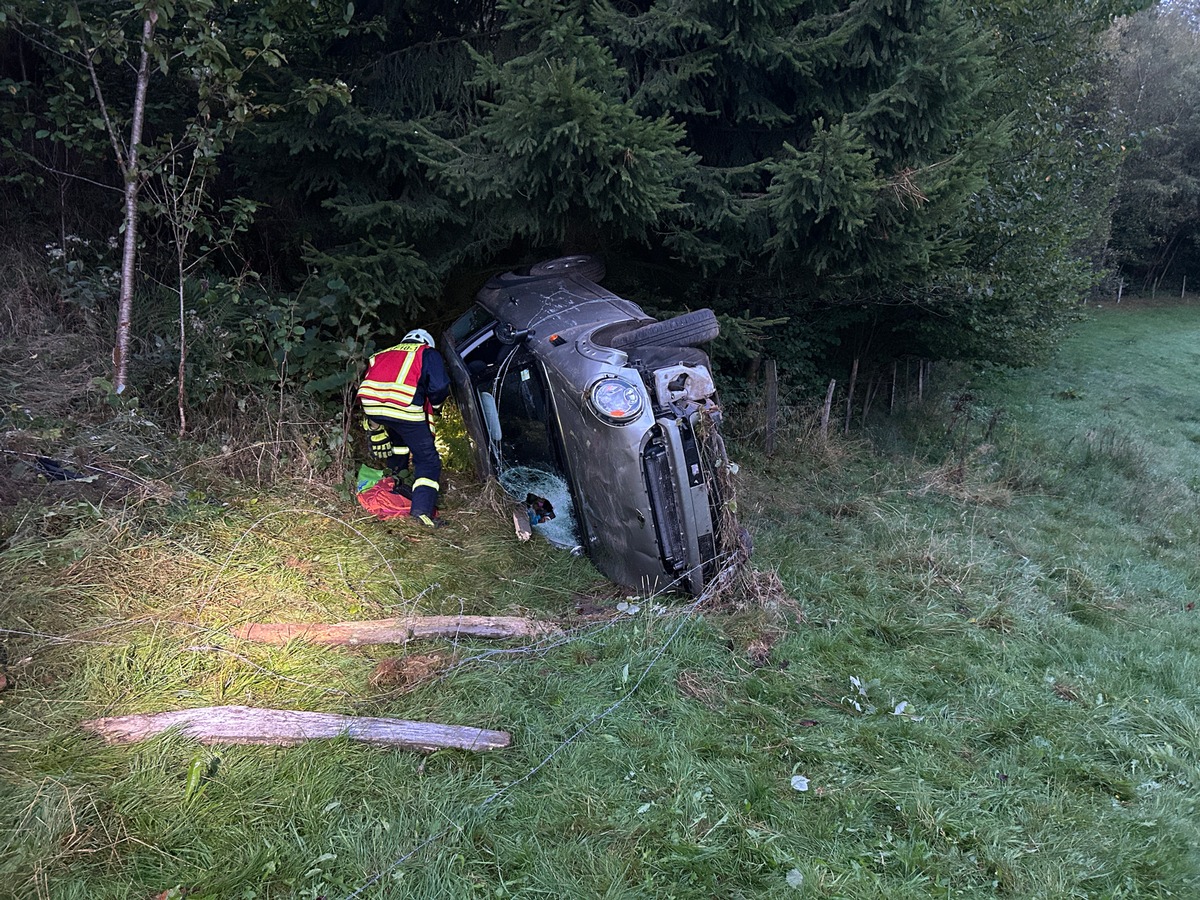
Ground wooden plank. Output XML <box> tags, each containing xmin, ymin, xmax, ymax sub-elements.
<box><xmin>81</xmin><ymin>705</ymin><xmax>510</xmax><ymax>752</ymax></box>
<box><xmin>231</xmin><ymin>615</ymin><xmax>562</xmax><ymax>646</ymax></box>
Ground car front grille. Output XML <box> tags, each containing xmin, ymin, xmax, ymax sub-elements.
<box><xmin>642</xmin><ymin>432</ymin><xmax>687</xmax><ymax>577</ymax></box>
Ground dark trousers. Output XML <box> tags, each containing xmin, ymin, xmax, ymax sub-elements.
<box><xmin>370</xmin><ymin>415</ymin><xmax>440</xmax><ymax>517</ymax></box>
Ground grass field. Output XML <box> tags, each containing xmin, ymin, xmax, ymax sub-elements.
<box><xmin>3</xmin><ymin>300</ymin><xmax>1200</xmax><ymax>899</ymax></box>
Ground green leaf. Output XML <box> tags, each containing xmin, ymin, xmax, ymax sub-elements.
<box><xmin>184</xmin><ymin>753</ymin><xmax>206</xmax><ymax>803</ymax></box>
<box><xmin>305</xmin><ymin>370</ymin><xmax>354</xmax><ymax>394</ymax></box>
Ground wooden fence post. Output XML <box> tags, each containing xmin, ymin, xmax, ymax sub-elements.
<box><xmin>843</xmin><ymin>357</ymin><xmax>859</xmax><ymax>435</ymax></box>
<box><xmin>764</xmin><ymin>358</ymin><xmax>779</xmax><ymax>457</ymax></box>
<box><xmin>820</xmin><ymin>379</ymin><xmax>836</xmax><ymax>443</ymax></box>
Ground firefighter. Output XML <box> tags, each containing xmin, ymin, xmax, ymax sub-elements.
<box><xmin>357</xmin><ymin>328</ymin><xmax>450</xmax><ymax>527</ymax></box>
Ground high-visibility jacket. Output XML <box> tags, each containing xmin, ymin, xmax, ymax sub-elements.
<box><xmin>357</xmin><ymin>342</ymin><xmax>448</xmax><ymax>423</ymax></box>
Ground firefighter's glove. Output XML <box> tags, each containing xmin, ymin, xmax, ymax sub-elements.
<box><xmin>368</xmin><ymin>427</ymin><xmax>394</xmax><ymax>462</ymax></box>
<box><xmin>430</xmin><ymin>402</ymin><xmax>444</xmax><ymax>418</ymax></box>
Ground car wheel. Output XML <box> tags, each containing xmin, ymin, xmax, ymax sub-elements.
<box><xmin>610</xmin><ymin>309</ymin><xmax>720</xmax><ymax>350</ymax></box>
<box><xmin>528</xmin><ymin>255</ymin><xmax>606</xmax><ymax>281</ymax></box>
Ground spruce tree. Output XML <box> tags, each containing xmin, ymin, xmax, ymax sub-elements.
<box><xmin>590</xmin><ymin>0</ymin><xmax>999</xmax><ymax>377</ymax></box>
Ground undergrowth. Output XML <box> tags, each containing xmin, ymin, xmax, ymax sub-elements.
<box><xmin>3</xmin><ymin>299</ymin><xmax>1200</xmax><ymax>898</ymax></box>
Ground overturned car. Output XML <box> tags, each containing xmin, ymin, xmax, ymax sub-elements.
<box><xmin>444</xmin><ymin>255</ymin><xmax>744</xmax><ymax>595</ymax></box>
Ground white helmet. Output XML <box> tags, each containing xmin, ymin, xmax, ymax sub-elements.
<box><xmin>403</xmin><ymin>328</ymin><xmax>435</xmax><ymax>349</ymax></box>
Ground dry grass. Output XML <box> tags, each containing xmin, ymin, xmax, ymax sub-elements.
<box><xmin>0</xmin><ymin>243</ymin><xmax>67</xmax><ymax>340</ymax></box>
<box><xmin>909</xmin><ymin>443</ymin><xmax>1014</xmax><ymax>506</ymax></box>
<box><xmin>675</xmin><ymin>669</ymin><xmax>732</xmax><ymax>707</ymax></box>
<box><xmin>732</xmin><ymin>394</ymin><xmax>858</xmax><ymax>467</ymax></box>
<box><xmin>368</xmin><ymin>652</ymin><xmax>453</xmax><ymax>693</ymax></box>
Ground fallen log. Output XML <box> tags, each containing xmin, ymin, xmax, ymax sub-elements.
<box><xmin>81</xmin><ymin>705</ymin><xmax>509</xmax><ymax>752</ymax></box>
<box><xmin>231</xmin><ymin>615</ymin><xmax>561</xmax><ymax>646</ymax></box>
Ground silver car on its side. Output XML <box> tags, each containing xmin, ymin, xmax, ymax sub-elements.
<box><xmin>444</xmin><ymin>255</ymin><xmax>744</xmax><ymax>595</ymax></box>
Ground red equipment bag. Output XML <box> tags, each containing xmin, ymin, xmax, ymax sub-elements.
<box><xmin>356</xmin><ymin>477</ymin><xmax>413</xmax><ymax>519</ymax></box>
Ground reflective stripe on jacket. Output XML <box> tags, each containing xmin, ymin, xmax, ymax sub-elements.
<box><xmin>357</xmin><ymin>342</ymin><xmax>428</xmax><ymax>422</ymax></box>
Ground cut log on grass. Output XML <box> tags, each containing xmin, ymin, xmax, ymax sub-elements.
<box><xmin>81</xmin><ymin>705</ymin><xmax>510</xmax><ymax>752</ymax></box>
<box><xmin>231</xmin><ymin>615</ymin><xmax>562</xmax><ymax>646</ymax></box>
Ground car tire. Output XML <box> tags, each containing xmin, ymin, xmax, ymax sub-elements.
<box><xmin>610</xmin><ymin>309</ymin><xmax>720</xmax><ymax>350</ymax></box>
<box><xmin>528</xmin><ymin>255</ymin><xmax>606</xmax><ymax>282</ymax></box>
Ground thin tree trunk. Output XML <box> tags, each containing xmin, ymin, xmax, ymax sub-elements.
<box><xmin>918</xmin><ymin>359</ymin><xmax>925</xmax><ymax>402</ymax></box>
<box><xmin>1158</xmin><ymin>238</ymin><xmax>1181</xmax><ymax>292</ymax></box>
<box><xmin>764</xmin><ymin>358</ymin><xmax>778</xmax><ymax>457</ymax></box>
<box><xmin>861</xmin><ymin>374</ymin><xmax>877</xmax><ymax>425</ymax></box>
<box><xmin>889</xmin><ymin>361</ymin><xmax>897</xmax><ymax>414</ymax></box>
<box><xmin>177</xmin><ymin>251</ymin><xmax>187</xmax><ymax>435</ymax></box>
<box><xmin>168</xmin><ymin>160</ymin><xmax>205</xmax><ymax>437</ymax></box>
<box><xmin>820</xmin><ymin>379</ymin><xmax>836</xmax><ymax>443</ymax></box>
<box><xmin>113</xmin><ymin>11</ymin><xmax>157</xmax><ymax>395</ymax></box>
<box><xmin>843</xmin><ymin>357</ymin><xmax>859</xmax><ymax>435</ymax></box>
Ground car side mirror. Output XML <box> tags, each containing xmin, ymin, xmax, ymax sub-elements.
<box><xmin>496</xmin><ymin>322</ymin><xmax>530</xmax><ymax>345</ymax></box>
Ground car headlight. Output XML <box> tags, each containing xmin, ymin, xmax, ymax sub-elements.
<box><xmin>588</xmin><ymin>376</ymin><xmax>645</xmax><ymax>423</ymax></box>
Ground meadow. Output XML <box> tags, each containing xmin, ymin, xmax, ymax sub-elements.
<box><xmin>2</xmin><ymin>300</ymin><xmax>1200</xmax><ymax>899</ymax></box>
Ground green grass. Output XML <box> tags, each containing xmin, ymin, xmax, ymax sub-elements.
<box><xmin>4</xmin><ymin>301</ymin><xmax>1200</xmax><ymax>898</ymax></box>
